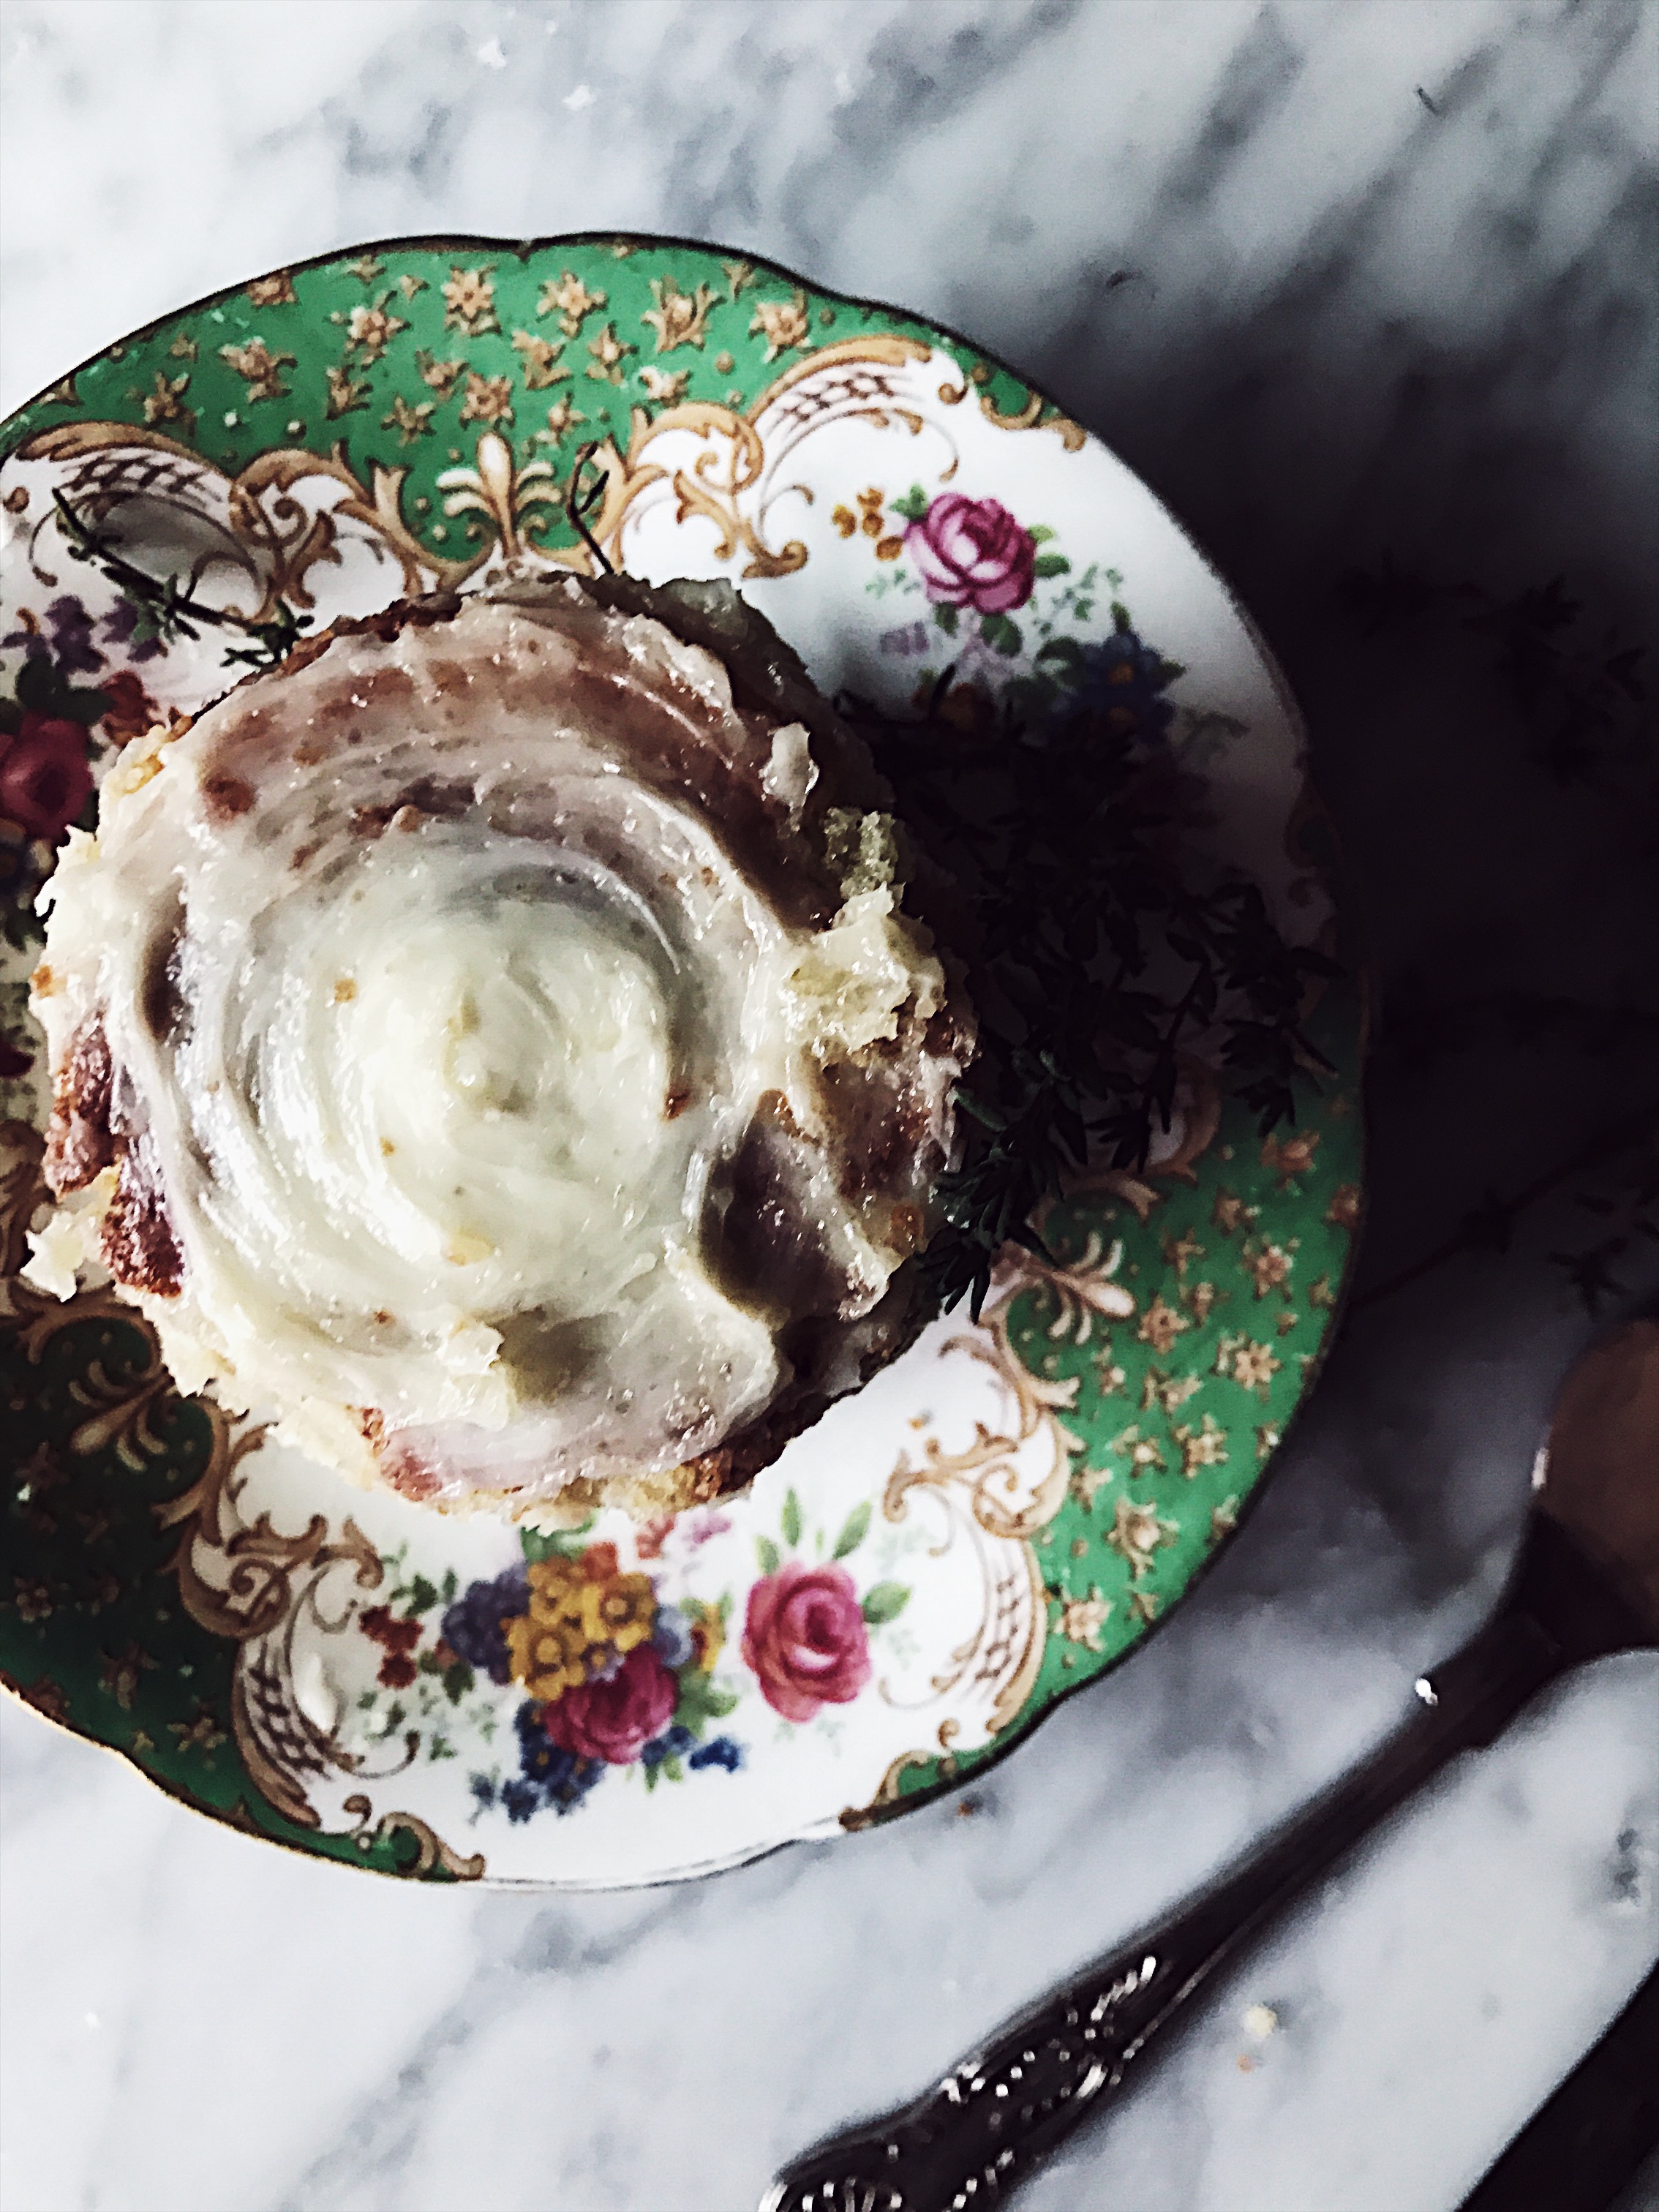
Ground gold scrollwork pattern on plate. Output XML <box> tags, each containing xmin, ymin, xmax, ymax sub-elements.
<box><xmin>0</xmin><ymin>1122</ymin><xmax>407</xmax><ymax>1844</ymax></box>
<box><xmin>342</xmin><ymin>1796</ymin><xmax>485</xmax><ymax>1882</ymax></box>
<box><xmin>549</xmin><ymin>335</ymin><xmax>941</xmax><ymax>579</ymax></box>
<box><xmin>863</xmin><ymin>1237</ymin><xmax>1117</xmax><ymax>1777</ymax></box>
<box><xmin>936</xmin><ymin>369</ymin><xmax>1087</xmax><ymax>448</ymax></box>
<box><xmin>11</xmin><ymin>329</ymin><xmax>1069</xmax><ymax>644</ymax></box>
<box><xmin>157</xmin><ymin>1415</ymin><xmax>407</xmax><ymax>1832</ymax></box>
<box><xmin>13</xmin><ymin>339</ymin><xmax>963</xmax><ymax>617</ymax></box>
<box><xmin>17</xmin><ymin>421</ymin><xmax>456</xmax><ymax>620</ymax></box>
<box><xmin>840</xmin><ymin>1178</ymin><xmax>1152</xmax><ymax>1826</ymax></box>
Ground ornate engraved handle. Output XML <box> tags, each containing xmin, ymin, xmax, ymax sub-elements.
<box><xmin>762</xmin><ymin>1911</ymin><xmax>1219</xmax><ymax>2212</ymax></box>
<box><xmin>764</xmin><ymin>1531</ymin><xmax>1604</xmax><ymax>2212</ymax></box>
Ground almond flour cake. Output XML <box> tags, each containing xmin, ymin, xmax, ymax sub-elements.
<box><xmin>23</xmin><ymin>574</ymin><xmax>974</xmax><ymax>1519</ymax></box>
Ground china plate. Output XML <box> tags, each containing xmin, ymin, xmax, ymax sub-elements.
<box><xmin>0</xmin><ymin>235</ymin><xmax>1363</xmax><ymax>1886</ymax></box>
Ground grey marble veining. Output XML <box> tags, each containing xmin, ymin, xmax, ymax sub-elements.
<box><xmin>2</xmin><ymin>4</ymin><xmax>1658</xmax><ymax>2209</ymax></box>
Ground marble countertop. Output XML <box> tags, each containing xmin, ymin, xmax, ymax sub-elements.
<box><xmin>1</xmin><ymin>4</ymin><xmax>1656</xmax><ymax>2208</ymax></box>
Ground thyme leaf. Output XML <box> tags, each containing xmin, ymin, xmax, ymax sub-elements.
<box><xmin>843</xmin><ymin>621</ymin><xmax>1338</xmax><ymax>1319</ymax></box>
<box><xmin>51</xmin><ymin>492</ymin><xmax>311</xmax><ymax>673</ymax></box>
<box><xmin>565</xmin><ymin>442</ymin><xmax>614</xmax><ymax>575</ymax></box>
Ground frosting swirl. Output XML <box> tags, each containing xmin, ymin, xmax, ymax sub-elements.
<box><xmin>28</xmin><ymin>576</ymin><xmax>972</xmax><ymax>1516</ymax></box>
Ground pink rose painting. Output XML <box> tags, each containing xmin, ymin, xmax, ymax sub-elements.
<box><xmin>0</xmin><ymin>714</ymin><xmax>93</xmax><ymax>843</ymax></box>
<box><xmin>544</xmin><ymin>1642</ymin><xmax>678</xmax><ymax>1765</ymax></box>
<box><xmin>904</xmin><ymin>493</ymin><xmax>1037</xmax><ymax>616</ymax></box>
<box><xmin>742</xmin><ymin>1560</ymin><xmax>872</xmax><ymax>1723</ymax></box>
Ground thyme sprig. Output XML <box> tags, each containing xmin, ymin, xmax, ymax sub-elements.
<box><xmin>51</xmin><ymin>492</ymin><xmax>311</xmax><ymax>672</ymax></box>
<box><xmin>845</xmin><ymin>644</ymin><xmax>1339</xmax><ymax>1318</ymax></box>
<box><xmin>565</xmin><ymin>443</ymin><xmax>614</xmax><ymax>574</ymax></box>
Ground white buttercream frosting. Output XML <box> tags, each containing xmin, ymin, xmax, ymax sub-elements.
<box><xmin>27</xmin><ymin>578</ymin><xmax>971</xmax><ymax>1513</ymax></box>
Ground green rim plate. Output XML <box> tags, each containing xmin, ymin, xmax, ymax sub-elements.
<box><xmin>0</xmin><ymin>235</ymin><xmax>1363</xmax><ymax>1886</ymax></box>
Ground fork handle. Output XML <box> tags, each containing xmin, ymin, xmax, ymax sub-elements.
<box><xmin>765</xmin><ymin>1576</ymin><xmax>1571</xmax><ymax>2212</ymax></box>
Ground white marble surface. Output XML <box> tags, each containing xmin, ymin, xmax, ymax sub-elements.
<box><xmin>2</xmin><ymin>4</ymin><xmax>1658</xmax><ymax>2209</ymax></box>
